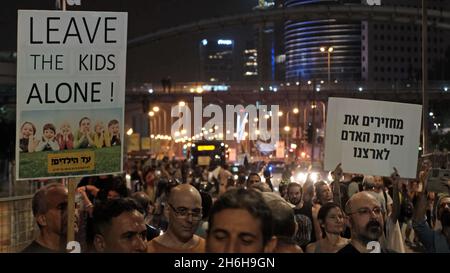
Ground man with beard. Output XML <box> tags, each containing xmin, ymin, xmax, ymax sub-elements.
<box><xmin>147</xmin><ymin>184</ymin><xmax>205</xmax><ymax>252</ymax></box>
<box><xmin>413</xmin><ymin>167</ymin><xmax>450</xmax><ymax>252</ymax></box>
<box><xmin>337</xmin><ymin>191</ymin><xmax>394</xmax><ymax>253</ymax></box>
<box><xmin>287</xmin><ymin>182</ymin><xmax>314</xmax><ymax>250</ymax></box>
<box><xmin>22</xmin><ymin>183</ymin><xmax>78</xmax><ymax>253</ymax></box>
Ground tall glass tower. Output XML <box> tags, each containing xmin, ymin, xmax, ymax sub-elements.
<box><xmin>284</xmin><ymin>0</ymin><xmax>361</xmax><ymax>82</ymax></box>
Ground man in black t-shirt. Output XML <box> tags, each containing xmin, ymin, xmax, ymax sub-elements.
<box><xmin>287</xmin><ymin>182</ymin><xmax>315</xmax><ymax>249</ymax></box>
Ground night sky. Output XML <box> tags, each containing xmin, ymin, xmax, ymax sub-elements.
<box><xmin>1</xmin><ymin>0</ymin><xmax>258</xmax><ymax>83</ymax></box>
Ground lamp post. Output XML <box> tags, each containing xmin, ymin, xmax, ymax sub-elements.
<box><xmin>320</xmin><ymin>46</ymin><xmax>334</xmax><ymax>83</ymax></box>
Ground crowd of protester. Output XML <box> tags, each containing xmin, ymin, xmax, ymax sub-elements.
<box><xmin>22</xmin><ymin>156</ymin><xmax>450</xmax><ymax>253</ymax></box>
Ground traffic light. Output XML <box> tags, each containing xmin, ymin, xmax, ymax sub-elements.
<box><xmin>307</xmin><ymin>123</ymin><xmax>313</xmax><ymax>143</ymax></box>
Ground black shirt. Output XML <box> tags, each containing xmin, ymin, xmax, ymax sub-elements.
<box><xmin>336</xmin><ymin>243</ymin><xmax>361</xmax><ymax>254</ymax></box>
<box><xmin>21</xmin><ymin>241</ymin><xmax>59</xmax><ymax>253</ymax></box>
<box><xmin>293</xmin><ymin>201</ymin><xmax>316</xmax><ymax>248</ymax></box>
<box><xmin>336</xmin><ymin>242</ymin><xmax>397</xmax><ymax>253</ymax></box>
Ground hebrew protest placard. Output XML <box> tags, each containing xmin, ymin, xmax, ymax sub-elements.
<box><xmin>324</xmin><ymin>97</ymin><xmax>422</xmax><ymax>178</ymax></box>
<box><xmin>16</xmin><ymin>10</ymin><xmax>127</xmax><ymax>179</ymax></box>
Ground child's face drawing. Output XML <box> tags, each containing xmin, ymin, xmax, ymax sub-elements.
<box><xmin>80</xmin><ymin>119</ymin><xmax>91</xmax><ymax>133</ymax></box>
<box><xmin>95</xmin><ymin>123</ymin><xmax>104</xmax><ymax>134</ymax></box>
<box><xmin>61</xmin><ymin>123</ymin><xmax>71</xmax><ymax>134</ymax></box>
<box><xmin>44</xmin><ymin>129</ymin><xmax>55</xmax><ymax>140</ymax></box>
<box><xmin>110</xmin><ymin>123</ymin><xmax>119</xmax><ymax>135</ymax></box>
<box><xmin>21</xmin><ymin>123</ymin><xmax>34</xmax><ymax>138</ymax></box>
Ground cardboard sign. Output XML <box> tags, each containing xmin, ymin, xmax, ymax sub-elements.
<box><xmin>324</xmin><ymin>98</ymin><xmax>422</xmax><ymax>178</ymax></box>
<box><xmin>16</xmin><ymin>10</ymin><xmax>127</xmax><ymax>179</ymax></box>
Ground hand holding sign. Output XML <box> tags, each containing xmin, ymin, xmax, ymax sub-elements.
<box><xmin>390</xmin><ymin>167</ymin><xmax>401</xmax><ymax>189</ymax></box>
<box><xmin>331</xmin><ymin>163</ymin><xmax>343</xmax><ymax>182</ymax></box>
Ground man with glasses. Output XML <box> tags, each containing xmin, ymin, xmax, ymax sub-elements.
<box><xmin>22</xmin><ymin>183</ymin><xmax>78</xmax><ymax>253</ymax></box>
<box><xmin>338</xmin><ymin>191</ymin><xmax>395</xmax><ymax>253</ymax></box>
<box><xmin>147</xmin><ymin>184</ymin><xmax>205</xmax><ymax>252</ymax></box>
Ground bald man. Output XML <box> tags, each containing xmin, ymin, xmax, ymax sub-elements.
<box><xmin>22</xmin><ymin>183</ymin><xmax>77</xmax><ymax>253</ymax></box>
<box><xmin>337</xmin><ymin>191</ymin><xmax>395</xmax><ymax>253</ymax></box>
<box><xmin>147</xmin><ymin>184</ymin><xmax>205</xmax><ymax>252</ymax></box>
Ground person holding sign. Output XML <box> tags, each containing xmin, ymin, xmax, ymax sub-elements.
<box><xmin>75</xmin><ymin>117</ymin><xmax>95</xmax><ymax>149</ymax></box>
<box><xmin>22</xmin><ymin>183</ymin><xmax>78</xmax><ymax>253</ymax></box>
<box><xmin>413</xmin><ymin>166</ymin><xmax>450</xmax><ymax>253</ymax></box>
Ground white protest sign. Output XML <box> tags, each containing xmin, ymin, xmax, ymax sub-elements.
<box><xmin>324</xmin><ymin>98</ymin><xmax>422</xmax><ymax>178</ymax></box>
<box><xmin>16</xmin><ymin>10</ymin><xmax>127</xmax><ymax>180</ymax></box>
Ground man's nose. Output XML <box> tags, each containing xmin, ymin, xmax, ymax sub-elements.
<box><xmin>223</xmin><ymin>240</ymin><xmax>239</xmax><ymax>253</ymax></box>
<box><xmin>135</xmin><ymin>237</ymin><xmax>147</xmax><ymax>253</ymax></box>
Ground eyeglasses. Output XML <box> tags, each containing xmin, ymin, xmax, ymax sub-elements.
<box><xmin>348</xmin><ymin>207</ymin><xmax>382</xmax><ymax>217</ymax></box>
<box><xmin>168</xmin><ymin>203</ymin><xmax>202</xmax><ymax>220</ymax></box>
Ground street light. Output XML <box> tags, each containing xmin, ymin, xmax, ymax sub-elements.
<box><xmin>320</xmin><ymin>46</ymin><xmax>334</xmax><ymax>83</ymax></box>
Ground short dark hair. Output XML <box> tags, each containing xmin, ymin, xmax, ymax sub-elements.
<box><xmin>108</xmin><ymin>119</ymin><xmax>119</xmax><ymax>128</ymax></box>
<box><xmin>79</xmin><ymin>117</ymin><xmax>90</xmax><ymax>126</ymax></box>
<box><xmin>287</xmin><ymin>182</ymin><xmax>302</xmax><ymax>193</ymax></box>
<box><xmin>32</xmin><ymin>183</ymin><xmax>64</xmax><ymax>217</ymax></box>
<box><xmin>266</xmin><ymin>200</ymin><xmax>296</xmax><ymax>239</ymax></box>
<box><xmin>130</xmin><ymin>192</ymin><xmax>152</xmax><ymax>216</ymax></box>
<box><xmin>93</xmin><ymin>198</ymin><xmax>141</xmax><ymax>236</ymax></box>
<box><xmin>43</xmin><ymin>123</ymin><xmax>56</xmax><ymax>134</ymax></box>
<box><xmin>317</xmin><ymin>202</ymin><xmax>343</xmax><ymax>238</ymax></box>
<box><xmin>315</xmin><ymin>181</ymin><xmax>328</xmax><ymax>199</ymax></box>
<box><xmin>208</xmin><ymin>188</ymin><xmax>273</xmax><ymax>245</ymax></box>
<box><xmin>247</xmin><ymin>173</ymin><xmax>260</xmax><ymax>181</ymax></box>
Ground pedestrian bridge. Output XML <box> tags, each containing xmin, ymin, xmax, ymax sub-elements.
<box><xmin>126</xmin><ymin>81</ymin><xmax>450</xmax><ymax>106</ymax></box>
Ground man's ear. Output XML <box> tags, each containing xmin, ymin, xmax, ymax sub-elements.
<box><xmin>93</xmin><ymin>234</ymin><xmax>106</xmax><ymax>253</ymax></box>
<box><xmin>263</xmin><ymin>236</ymin><xmax>278</xmax><ymax>253</ymax></box>
<box><xmin>36</xmin><ymin>214</ymin><xmax>47</xmax><ymax>227</ymax></box>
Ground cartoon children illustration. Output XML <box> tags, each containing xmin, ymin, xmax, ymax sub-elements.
<box><xmin>19</xmin><ymin>121</ymin><xmax>38</xmax><ymax>153</ymax></box>
<box><xmin>56</xmin><ymin>121</ymin><xmax>74</xmax><ymax>150</ymax></box>
<box><xmin>75</xmin><ymin>117</ymin><xmax>95</xmax><ymax>149</ymax></box>
<box><xmin>94</xmin><ymin>121</ymin><xmax>111</xmax><ymax>148</ymax></box>
<box><xmin>108</xmin><ymin>119</ymin><xmax>121</xmax><ymax>146</ymax></box>
<box><xmin>35</xmin><ymin>123</ymin><xmax>60</xmax><ymax>152</ymax></box>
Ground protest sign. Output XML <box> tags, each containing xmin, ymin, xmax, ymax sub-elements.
<box><xmin>324</xmin><ymin>97</ymin><xmax>422</xmax><ymax>178</ymax></box>
<box><xmin>16</xmin><ymin>10</ymin><xmax>127</xmax><ymax>179</ymax></box>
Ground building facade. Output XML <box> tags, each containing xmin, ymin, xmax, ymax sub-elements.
<box><xmin>284</xmin><ymin>0</ymin><xmax>450</xmax><ymax>83</ymax></box>
<box><xmin>284</xmin><ymin>0</ymin><xmax>362</xmax><ymax>82</ymax></box>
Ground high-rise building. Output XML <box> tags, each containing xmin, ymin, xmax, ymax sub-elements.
<box><xmin>283</xmin><ymin>0</ymin><xmax>450</xmax><ymax>82</ymax></box>
<box><xmin>284</xmin><ymin>0</ymin><xmax>361</xmax><ymax>82</ymax></box>
<box><xmin>199</xmin><ymin>38</ymin><xmax>235</xmax><ymax>82</ymax></box>
<box><xmin>362</xmin><ymin>0</ymin><xmax>450</xmax><ymax>83</ymax></box>
<box><xmin>243</xmin><ymin>41</ymin><xmax>258</xmax><ymax>78</ymax></box>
